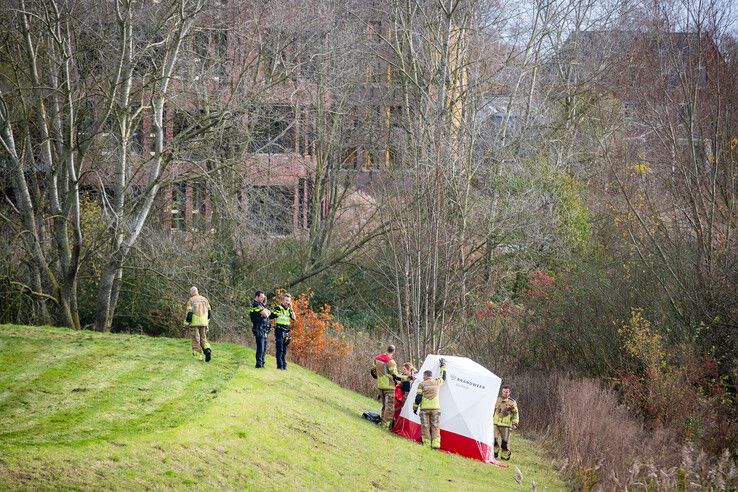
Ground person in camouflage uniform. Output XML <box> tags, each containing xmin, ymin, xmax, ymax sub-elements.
<box><xmin>493</xmin><ymin>385</ymin><xmax>519</xmax><ymax>460</ymax></box>
<box><xmin>413</xmin><ymin>359</ymin><xmax>447</xmax><ymax>449</ymax></box>
<box><xmin>184</xmin><ymin>286</ymin><xmax>212</xmax><ymax>362</ymax></box>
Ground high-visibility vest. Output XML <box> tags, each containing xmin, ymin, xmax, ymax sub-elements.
<box><xmin>273</xmin><ymin>305</ymin><xmax>292</xmax><ymax>328</ymax></box>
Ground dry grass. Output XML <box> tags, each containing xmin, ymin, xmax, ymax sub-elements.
<box><xmin>508</xmin><ymin>373</ymin><xmax>738</xmax><ymax>491</ymax></box>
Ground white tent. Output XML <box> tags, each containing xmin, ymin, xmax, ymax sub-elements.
<box><xmin>393</xmin><ymin>354</ymin><xmax>502</xmax><ymax>462</ymax></box>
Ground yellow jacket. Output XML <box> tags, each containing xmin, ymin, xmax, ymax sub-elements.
<box><xmin>416</xmin><ymin>367</ymin><xmax>446</xmax><ymax>411</ymax></box>
<box><xmin>372</xmin><ymin>354</ymin><xmax>406</xmax><ymax>390</ymax></box>
<box><xmin>184</xmin><ymin>295</ymin><xmax>211</xmax><ymax>327</ymax></box>
<box><xmin>493</xmin><ymin>397</ymin><xmax>519</xmax><ymax>427</ymax></box>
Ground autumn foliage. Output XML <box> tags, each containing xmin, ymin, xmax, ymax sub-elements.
<box><xmin>472</xmin><ymin>269</ymin><xmax>562</xmax><ymax>370</ymax></box>
<box><xmin>277</xmin><ymin>291</ymin><xmax>375</xmax><ymax>395</ymax></box>
<box><xmin>288</xmin><ymin>290</ymin><xmax>351</xmax><ymax>370</ymax></box>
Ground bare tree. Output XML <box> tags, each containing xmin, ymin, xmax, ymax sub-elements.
<box><xmin>0</xmin><ymin>0</ymin><xmax>104</xmax><ymax>328</ymax></box>
<box><xmin>92</xmin><ymin>0</ymin><xmax>206</xmax><ymax>331</ymax></box>
<box><xmin>596</xmin><ymin>0</ymin><xmax>737</xmax><ymax>354</ymax></box>
<box><xmin>0</xmin><ymin>0</ymin><xmax>208</xmax><ymax>330</ymax></box>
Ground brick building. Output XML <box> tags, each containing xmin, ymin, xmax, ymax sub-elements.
<box><xmin>137</xmin><ymin>2</ymin><xmax>402</xmax><ymax>235</ymax></box>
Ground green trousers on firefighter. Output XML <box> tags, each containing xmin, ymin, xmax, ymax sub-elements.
<box><xmin>420</xmin><ymin>409</ymin><xmax>441</xmax><ymax>448</ymax></box>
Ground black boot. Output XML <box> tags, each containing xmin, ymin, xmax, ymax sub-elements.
<box><xmin>204</xmin><ymin>347</ymin><xmax>212</xmax><ymax>362</ymax></box>
<box><xmin>501</xmin><ymin>440</ymin><xmax>510</xmax><ymax>460</ymax></box>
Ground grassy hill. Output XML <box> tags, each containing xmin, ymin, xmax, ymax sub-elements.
<box><xmin>0</xmin><ymin>325</ymin><xmax>566</xmax><ymax>491</ymax></box>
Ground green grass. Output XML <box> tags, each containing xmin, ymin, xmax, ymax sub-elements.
<box><xmin>0</xmin><ymin>325</ymin><xmax>566</xmax><ymax>491</ymax></box>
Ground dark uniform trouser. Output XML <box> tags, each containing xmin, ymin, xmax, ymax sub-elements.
<box><xmin>275</xmin><ymin>328</ymin><xmax>289</xmax><ymax>369</ymax></box>
<box><xmin>420</xmin><ymin>409</ymin><xmax>441</xmax><ymax>448</ymax></box>
<box><xmin>253</xmin><ymin>329</ymin><xmax>267</xmax><ymax>367</ymax></box>
<box><xmin>379</xmin><ymin>389</ymin><xmax>395</xmax><ymax>424</ymax></box>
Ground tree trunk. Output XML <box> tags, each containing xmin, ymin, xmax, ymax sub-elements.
<box><xmin>94</xmin><ymin>259</ymin><xmax>121</xmax><ymax>332</ymax></box>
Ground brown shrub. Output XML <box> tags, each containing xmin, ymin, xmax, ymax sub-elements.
<box><xmin>506</xmin><ymin>372</ymin><xmax>563</xmax><ymax>434</ymax></box>
<box><xmin>511</xmin><ymin>373</ymin><xmax>738</xmax><ymax>491</ymax></box>
<box><xmin>616</xmin><ymin>309</ymin><xmax>738</xmax><ymax>455</ymax></box>
<box><xmin>288</xmin><ymin>292</ymin><xmax>351</xmax><ymax>369</ymax></box>
<box><xmin>278</xmin><ymin>292</ymin><xmax>378</xmax><ymax>397</ymax></box>
<box><xmin>315</xmin><ymin>333</ymin><xmax>378</xmax><ymax>397</ymax></box>
<box><xmin>550</xmin><ymin>378</ymin><xmax>648</xmax><ymax>490</ymax></box>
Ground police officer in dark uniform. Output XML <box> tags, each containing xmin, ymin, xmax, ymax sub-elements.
<box><xmin>249</xmin><ymin>291</ymin><xmax>271</xmax><ymax>368</ymax></box>
<box><xmin>269</xmin><ymin>292</ymin><xmax>295</xmax><ymax>370</ymax></box>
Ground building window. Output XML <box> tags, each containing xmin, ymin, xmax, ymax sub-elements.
<box><xmin>248</xmin><ymin>105</ymin><xmax>295</xmax><ymax>154</ymax></box>
<box><xmin>696</xmin><ymin>64</ymin><xmax>707</xmax><ymax>85</ymax></box>
<box><xmin>215</xmin><ymin>30</ymin><xmax>228</xmax><ymax>78</ymax></box>
<box><xmin>217</xmin><ymin>121</ymin><xmax>246</xmax><ymax>160</ymax></box>
<box><xmin>171</xmin><ymin>182</ymin><xmax>187</xmax><ymax>231</ymax></box>
<box><xmin>297</xmin><ymin>178</ymin><xmax>312</xmax><ymax>229</ymax></box>
<box><xmin>172</xmin><ymin>109</ymin><xmax>209</xmax><ymax>159</ymax></box>
<box><xmin>364</xmin><ymin>148</ymin><xmax>380</xmax><ymax>168</ymax></box>
<box><xmin>359</xmin><ymin>104</ymin><xmax>382</xmax><ymax>130</ymax></box>
<box><xmin>193</xmin><ymin>29</ymin><xmax>209</xmax><ymax>65</ymax></box>
<box><xmin>173</xmin><ymin>110</ymin><xmax>190</xmax><ymax>140</ymax></box>
<box><xmin>622</xmin><ymin>101</ymin><xmax>635</xmax><ymax>123</ymax></box>
<box><xmin>370</xmin><ymin>58</ymin><xmax>387</xmax><ymax>83</ymax></box>
<box><xmin>131</xmin><ymin>115</ymin><xmax>144</xmax><ymax>154</ymax></box>
<box><xmin>299</xmin><ymin>108</ymin><xmax>316</xmax><ymax>156</ymax></box>
<box><xmin>368</xmin><ymin>21</ymin><xmax>382</xmax><ymax>42</ymax></box>
<box><xmin>389</xmin><ymin>63</ymin><xmax>402</xmax><ymax>84</ymax></box>
<box><xmin>341</xmin><ymin>147</ymin><xmax>359</xmax><ymax>168</ymax></box>
<box><xmin>261</xmin><ymin>36</ymin><xmax>288</xmax><ymax>83</ymax></box>
<box><xmin>301</xmin><ymin>56</ymin><xmax>318</xmax><ymax>81</ymax></box>
<box><xmin>390</xmin><ymin>105</ymin><xmax>403</xmax><ymax>128</ymax></box>
<box><xmin>247</xmin><ymin>186</ymin><xmax>294</xmax><ymax>235</ymax></box>
<box><xmin>192</xmin><ymin>181</ymin><xmax>206</xmax><ymax>231</ymax></box>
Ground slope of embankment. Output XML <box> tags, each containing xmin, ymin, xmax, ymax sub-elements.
<box><xmin>0</xmin><ymin>325</ymin><xmax>565</xmax><ymax>490</ymax></box>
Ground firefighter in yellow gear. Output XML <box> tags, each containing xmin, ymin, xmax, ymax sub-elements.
<box><xmin>184</xmin><ymin>286</ymin><xmax>212</xmax><ymax>362</ymax></box>
<box><xmin>413</xmin><ymin>359</ymin><xmax>447</xmax><ymax>449</ymax></box>
<box><xmin>371</xmin><ymin>344</ymin><xmax>407</xmax><ymax>428</ymax></box>
<box><xmin>493</xmin><ymin>385</ymin><xmax>519</xmax><ymax>460</ymax></box>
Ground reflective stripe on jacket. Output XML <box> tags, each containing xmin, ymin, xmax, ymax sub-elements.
<box><xmin>185</xmin><ymin>295</ymin><xmax>210</xmax><ymax>327</ymax></box>
<box><xmin>372</xmin><ymin>353</ymin><xmax>406</xmax><ymax>390</ymax></box>
<box><xmin>418</xmin><ymin>367</ymin><xmax>446</xmax><ymax>410</ymax></box>
<box><xmin>493</xmin><ymin>397</ymin><xmax>519</xmax><ymax>427</ymax></box>
<box><xmin>250</xmin><ymin>300</ymin><xmax>270</xmax><ymax>333</ymax></box>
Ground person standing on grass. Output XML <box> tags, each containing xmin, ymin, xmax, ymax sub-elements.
<box><xmin>397</xmin><ymin>362</ymin><xmax>418</xmax><ymax>406</ymax></box>
<box><xmin>413</xmin><ymin>358</ymin><xmax>446</xmax><ymax>449</ymax></box>
<box><xmin>249</xmin><ymin>290</ymin><xmax>271</xmax><ymax>368</ymax></box>
<box><xmin>269</xmin><ymin>292</ymin><xmax>295</xmax><ymax>370</ymax></box>
<box><xmin>392</xmin><ymin>362</ymin><xmax>417</xmax><ymax>426</ymax></box>
<box><xmin>371</xmin><ymin>344</ymin><xmax>407</xmax><ymax>429</ymax></box>
<box><xmin>493</xmin><ymin>385</ymin><xmax>519</xmax><ymax>460</ymax></box>
<box><xmin>184</xmin><ymin>286</ymin><xmax>212</xmax><ymax>362</ymax></box>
